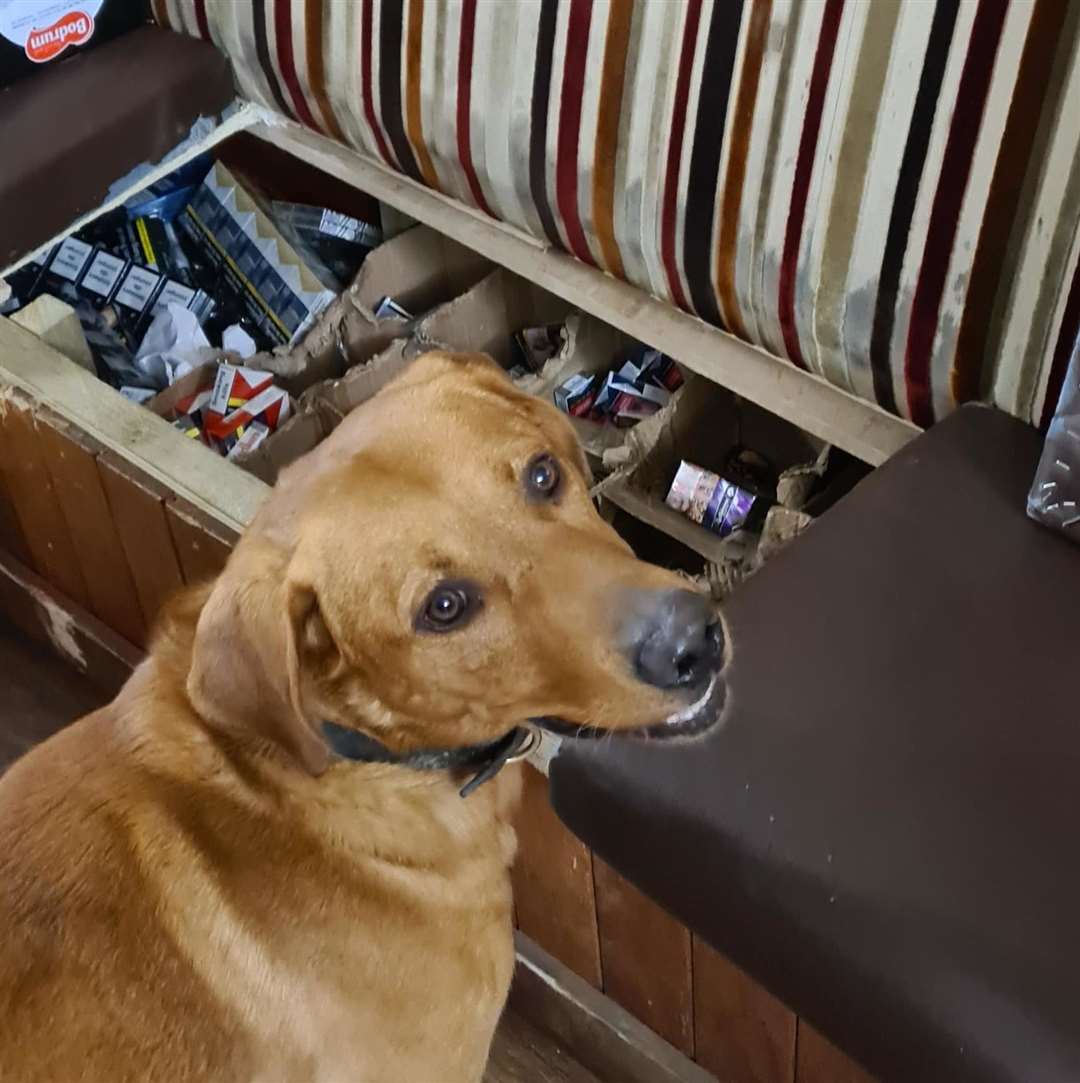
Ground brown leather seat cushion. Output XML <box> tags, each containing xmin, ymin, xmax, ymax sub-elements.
<box><xmin>551</xmin><ymin>405</ymin><xmax>1080</xmax><ymax>1083</ymax></box>
<box><xmin>1</xmin><ymin>24</ymin><xmax>233</xmax><ymax>268</ymax></box>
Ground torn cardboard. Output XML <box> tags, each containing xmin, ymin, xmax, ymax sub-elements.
<box><xmin>249</xmin><ymin>266</ymin><xmax>569</xmax><ymax>471</ymax></box>
<box><xmin>246</xmin><ymin>224</ymin><xmax>491</xmax><ymax>394</ymax></box>
<box><xmin>414</xmin><ymin>267</ymin><xmax>574</xmax><ymax>368</ymax></box>
<box><xmin>232</xmin><ymin>338</ymin><xmax>423</xmax><ymax>483</ymax></box>
<box><xmin>233</xmin><ymin>398</ymin><xmax>335</xmax><ymax>484</ymax></box>
<box><xmin>413</xmin><ymin>269</ymin><xmax>659</xmax><ymax>467</ymax></box>
<box><xmin>145</xmin><ymin>361</ymin><xmax>217</xmax><ymax>421</ymax></box>
<box><xmin>231</xmin><ymin>266</ymin><xmax>685</xmax><ymax>487</ymax></box>
<box><xmin>602</xmin><ymin>377</ymin><xmax>827</xmax><ymax>580</ymax></box>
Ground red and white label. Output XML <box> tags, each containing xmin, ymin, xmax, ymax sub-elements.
<box><xmin>0</xmin><ymin>2</ymin><xmax>104</xmax><ymax>63</ymax></box>
<box><xmin>25</xmin><ymin>10</ymin><xmax>93</xmax><ymax>62</ymax></box>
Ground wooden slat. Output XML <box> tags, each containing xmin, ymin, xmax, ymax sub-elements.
<box><xmin>0</xmin><ymin>450</ymin><xmax>32</xmax><ymax>565</ymax></box>
<box><xmin>603</xmin><ymin>479</ymin><xmax>731</xmax><ymax>564</ymax></box>
<box><xmin>0</xmin><ymin>547</ymin><xmax>142</xmax><ymax>697</ymax></box>
<box><xmin>512</xmin><ymin>765</ymin><xmax>603</xmax><ymax>988</ymax></box>
<box><xmin>693</xmin><ymin>937</ymin><xmax>797</xmax><ymax>1083</ymax></box>
<box><xmin>795</xmin><ymin>1023</ymin><xmax>878</xmax><ymax>1083</ymax></box>
<box><xmin>165</xmin><ymin>497</ymin><xmax>239</xmax><ymax>585</ymax></box>
<box><xmin>592</xmin><ymin>858</ymin><xmax>694</xmax><ymax>1057</ymax></box>
<box><xmin>485</xmin><ymin>1010</ymin><xmax>605</xmax><ymax>1083</ymax></box>
<box><xmin>252</xmin><ymin>120</ymin><xmax>920</xmax><ymax>467</ymax></box>
<box><xmin>0</xmin><ymin>393</ymin><xmax>91</xmax><ymax>608</ymax></box>
<box><xmin>97</xmin><ymin>452</ymin><xmax>186</xmax><ymax>633</ymax></box>
<box><xmin>34</xmin><ymin>414</ymin><xmax>149</xmax><ymax>648</ymax></box>
<box><xmin>510</xmin><ymin>933</ymin><xmax>716</xmax><ymax>1083</ymax></box>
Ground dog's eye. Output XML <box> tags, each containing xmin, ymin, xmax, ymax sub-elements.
<box><xmin>525</xmin><ymin>453</ymin><xmax>561</xmax><ymax>500</ymax></box>
<box><xmin>417</xmin><ymin>582</ymin><xmax>478</xmax><ymax>633</ymax></box>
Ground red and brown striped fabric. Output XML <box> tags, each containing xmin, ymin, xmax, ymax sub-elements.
<box><xmin>156</xmin><ymin>0</ymin><xmax>1080</xmax><ymax>430</ymax></box>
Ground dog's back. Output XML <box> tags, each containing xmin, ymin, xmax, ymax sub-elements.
<box><xmin>0</xmin><ymin>693</ymin><xmax>256</xmax><ymax>1082</ymax></box>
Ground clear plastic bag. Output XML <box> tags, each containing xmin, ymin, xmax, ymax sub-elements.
<box><xmin>1028</xmin><ymin>338</ymin><xmax>1080</xmax><ymax>543</ymax></box>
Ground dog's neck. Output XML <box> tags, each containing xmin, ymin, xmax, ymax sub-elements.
<box><xmin>139</xmin><ymin>579</ymin><xmax>529</xmax><ymax>864</ymax></box>
<box><xmin>126</xmin><ymin>588</ymin><xmax>525</xmax><ymax>861</ymax></box>
<box><xmin>121</xmin><ymin>651</ymin><xmax>526</xmax><ymax>880</ymax></box>
<box><xmin>320</xmin><ymin>721</ymin><xmax>534</xmax><ymax>798</ymax></box>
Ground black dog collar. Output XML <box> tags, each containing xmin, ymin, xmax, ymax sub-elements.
<box><xmin>321</xmin><ymin>722</ymin><xmax>537</xmax><ymax>798</ymax></box>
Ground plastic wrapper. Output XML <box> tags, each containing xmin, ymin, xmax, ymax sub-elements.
<box><xmin>510</xmin><ymin>324</ymin><xmax>564</xmax><ymax>375</ymax></box>
<box><xmin>665</xmin><ymin>460</ymin><xmax>763</xmax><ymax>539</ymax></box>
<box><xmin>373</xmin><ymin>296</ymin><xmax>412</xmax><ymax>321</ymax></box>
<box><xmin>119</xmin><ymin>151</ymin><xmax>215</xmax><ymax>221</ymax></box>
<box><xmin>177</xmin><ymin>165</ymin><xmax>335</xmax><ymax>350</ymax></box>
<box><xmin>0</xmin><ymin>277</ymin><xmax>16</xmax><ymax>316</ymax></box>
<box><xmin>553</xmin><ymin>348</ymin><xmax>682</xmax><ymax>428</ymax></box>
<box><xmin>269</xmin><ymin>201</ymin><xmax>381</xmax><ymax>291</ymax></box>
<box><xmin>1028</xmin><ymin>340</ymin><xmax>1080</xmax><ymax>543</ymax></box>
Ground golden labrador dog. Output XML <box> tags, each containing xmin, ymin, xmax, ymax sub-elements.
<box><xmin>0</xmin><ymin>351</ymin><xmax>726</xmax><ymax>1082</ymax></box>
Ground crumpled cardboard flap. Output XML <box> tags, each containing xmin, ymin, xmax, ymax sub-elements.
<box><xmin>413</xmin><ymin>271</ymin><xmax>663</xmax><ymax>470</ymax></box>
<box><xmin>601</xmin><ymin>377</ymin><xmax>831</xmax><ymax>589</ymax></box>
<box><xmin>414</xmin><ymin>267</ymin><xmax>573</xmax><ymax>367</ymax></box>
<box><xmin>777</xmin><ymin>445</ymin><xmax>831</xmax><ymax>510</ymax></box>
<box><xmin>245</xmin><ymin>225</ymin><xmax>490</xmax><ymax>394</ymax></box>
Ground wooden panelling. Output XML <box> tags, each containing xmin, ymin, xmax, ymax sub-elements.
<box><xmin>512</xmin><ymin>765</ymin><xmax>603</xmax><ymax>988</ymax></box>
<box><xmin>0</xmin><ymin>394</ymin><xmax>90</xmax><ymax>609</ymax></box>
<box><xmin>0</xmin><ymin>547</ymin><xmax>142</xmax><ymax>697</ymax></box>
<box><xmin>0</xmin><ymin>432</ymin><xmax>32</xmax><ymax>567</ymax></box>
<box><xmin>693</xmin><ymin>937</ymin><xmax>797</xmax><ymax>1083</ymax></box>
<box><xmin>165</xmin><ymin>497</ymin><xmax>239</xmax><ymax>585</ymax></box>
<box><xmin>593</xmin><ymin>858</ymin><xmax>694</xmax><ymax>1057</ymax></box>
<box><xmin>34</xmin><ymin>414</ymin><xmax>148</xmax><ymax>648</ymax></box>
<box><xmin>795</xmin><ymin>1023</ymin><xmax>878</xmax><ymax>1083</ymax></box>
<box><xmin>97</xmin><ymin>452</ymin><xmax>185</xmax><ymax>632</ymax></box>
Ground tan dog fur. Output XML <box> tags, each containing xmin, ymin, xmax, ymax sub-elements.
<box><xmin>0</xmin><ymin>353</ymin><xmax>715</xmax><ymax>1082</ymax></box>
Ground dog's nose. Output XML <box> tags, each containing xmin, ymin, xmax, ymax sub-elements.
<box><xmin>620</xmin><ymin>588</ymin><xmax>723</xmax><ymax>691</ymax></box>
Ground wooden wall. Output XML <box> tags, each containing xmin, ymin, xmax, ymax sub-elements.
<box><xmin>0</xmin><ymin>391</ymin><xmax>237</xmax><ymax>655</ymax></box>
<box><xmin>0</xmin><ymin>387</ymin><xmax>876</xmax><ymax>1083</ymax></box>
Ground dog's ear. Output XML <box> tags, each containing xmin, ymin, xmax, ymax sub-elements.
<box><xmin>186</xmin><ymin>557</ymin><xmax>331</xmax><ymax>775</ymax></box>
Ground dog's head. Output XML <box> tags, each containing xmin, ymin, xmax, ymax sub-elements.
<box><xmin>187</xmin><ymin>352</ymin><xmax>727</xmax><ymax>773</ymax></box>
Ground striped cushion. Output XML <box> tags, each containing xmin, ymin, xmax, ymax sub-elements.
<box><xmin>154</xmin><ymin>0</ymin><xmax>1080</xmax><ymax>430</ymax></box>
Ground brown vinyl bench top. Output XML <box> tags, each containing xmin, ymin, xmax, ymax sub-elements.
<box><xmin>551</xmin><ymin>404</ymin><xmax>1080</xmax><ymax>1083</ymax></box>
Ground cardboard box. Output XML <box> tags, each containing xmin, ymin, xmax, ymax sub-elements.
<box><xmin>229</xmin><ymin>265</ymin><xmax>686</xmax><ymax>489</ymax></box>
<box><xmin>0</xmin><ymin>1</ymin><xmax>149</xmax><ymax>90</ymax></box>
<box><xmin>601</xmin><ymin>377</ymin><xmax>826</xmax><ymax>570</ymax></box>
<box><xmin>415</xmin><ymin>267</ymin><xmax>574</xmax><ymax>369</ymax></box>
<box><xmin>414</xmin><ymin>269</ymin><xmax>662</xmax><ymax>467</ymax></box>
<box><xmin>267</xmin><ymin>267</ymin><xmax>679</xmax><ymax>484</ymax></box>
<box><xmin>230</xmin><ymin>339</ymin><xmax>422</xmax><ymax>484</ymax></box>
<box><xmin>246</xmin><ymin>224</ymin><xmax>491</xmax><ymax>395</ymax></box>
<box><xmin>145</xmin><ymin>362</ymin><xmax>217</xmax><ymax>422</ymax></box>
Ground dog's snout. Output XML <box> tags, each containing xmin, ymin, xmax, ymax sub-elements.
<box><xmin>620</xmin><ymin>588</ymin><xmax>723</xmax><ymax>692</ymax></box>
